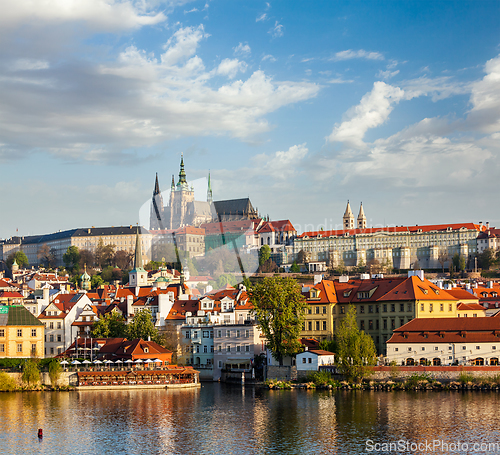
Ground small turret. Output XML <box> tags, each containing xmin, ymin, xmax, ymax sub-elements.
<box><xmin>357</xmin><ymin>202</ymin><xmax>367</xmax><ymax>229</ymax></box>
<box><xmin>343</xmin><ymin>200</ymin><xmax>355</xmax><ymax>230</ymax></box>
<box><xmin>207</xmin><ymin>171</ymin><xmax>213</xmax><ymax>203</ymax></box>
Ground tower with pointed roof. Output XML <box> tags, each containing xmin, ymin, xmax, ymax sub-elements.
<box><xmin>150</xmin><ymin>173</ymin><xmax>164</xmax><ymax>230</ymax></box>
<box><xmin>207</xmin><ymin>171</ymin><xmax>213</xmax><ymax>204</ymax></box>
<box><xmin>129</xmin><ymin>227</ymin><xmax>148</xmax><ymax>287</ymax></box>
<box><xmin>167</xmin><ymin>154</ymin><xmax>195</xmax><ymax>229</ymax></box>
<box><xmin>357</xmin><ymin>202</ymin><xmax>367</xmax><ymax>229</ymax></box>
<box><xmin>343</xmin><ymin>201</ymin><xmax>355</xmax><ymax>230</ymax></box>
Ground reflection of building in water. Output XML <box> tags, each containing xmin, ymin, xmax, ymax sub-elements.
<box><xmin>150</xmin><ymin>155</ymin><xmax>260</xmax><ymax>231</ymax></box>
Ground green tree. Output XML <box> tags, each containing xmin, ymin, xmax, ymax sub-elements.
<box><xmin>7</xmin><ymin>250</ymin><xmax>29</xmax><ymax>269</ymax></box>
<box><xmin>478</xmin><ymin>248</ymin><xmax>496</xmax><ymax>270</ymax></box>
<box><xmin>0</xmin><ymin>371</ymin><xmax>17</xmax><ymax>391</ymax></box>
<box><xmin>91</xmin><ymin>274</ymin><xmax>104</xmax><ymax>289</ymax></box>
<box><xmin>249</xmin><ymin>277</ymin><xmax>307</xmax><ymax>366</ymax></box>
<box><xmin>336</xmin><ymin>305</ymin><xmax>377</xmax><ymax>383</ymax></box>
<box><xmin>21</xmin><ymin>359</ymin><xmax>40</xmax><ymax>387</ymax></box>
<box><xmin>126</xmin><ymin>308</ymin><xmax>164</xmax><ymax>344</ymax></box>
<box><xmin>79</xmin><ymin>249</ymin><xmax>94</xmax><ymax>269</ymax></box>
<box><xmin>319</xmin><ymin>338</ymin><xmax>338</xmax><ymax>353</ymax></box>
<box><xmin>48</xmin><ymin>359</ymin><xmax>63</xmax><ymax>388</ymax></box>
<box><xmin>63</xmin><ymin>245</ymin><xmax>80</xmax><ymax>271</ymax></box>
<box><xmin>290</xmin><ymin>261</ymin><xmax>300</xmax><ymax>273</ymax></box>
<box><xmin>258</xmin><ymin>244</ymin><xmax>271</xmax><ymax>267</ymax></box>
<box><xmin>452</xmin><ymin>253</ymin><xmax>466</xmax><ymax>273</ymax></box>
<box><xmin>91</xmin><ymin>312</ymin><xmax>127</xmax><ymax>338</ymax></box>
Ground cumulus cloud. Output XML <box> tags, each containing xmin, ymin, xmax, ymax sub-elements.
<box><xmin>332</xmin><ymin>49</ymin><xmax>384</xmax><ymax>61</ymax></box>
<box><xmin>466</xmin><ymin>54</ymin><xmax>500</xmax><ymax>133</ymax></box>
<box><xmin>233</xmin><ymin>43</ymin><xmax>251</xmax><ymax>56</ymax></box>
<box><xmin>0</xmin><ymin>23</ymin><xmax>319</xmax><ymax>161</ymax></box>
<box><xmin>215</xmin><ymin>58</ymin><xmax>248</xmax><ymax>79</ymax></box>
<box><xmin>0</xmin><ymin>0</ymin><xmax>167</xmax><ymax>33</ymax></box>
<box><xmin>328</xmin><ymin>81</ymin><xmax>406</xmax><ymax>146</ymax></box>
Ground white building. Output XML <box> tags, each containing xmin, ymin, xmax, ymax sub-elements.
<box><xmin>386</xmin><ymin>317</ymin><xmax>500</xmax><ymax>366</ymax></box>
<box><xmin>296</xmin><ymin>349</ymin><xmax>335</xmax><ymax>371</ymax></box>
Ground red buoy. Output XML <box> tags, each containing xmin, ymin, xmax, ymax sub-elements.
<box><xmin>38</xmin><ymin>429</ymin><xmax>43</xmax><ymax>439</ymax></box>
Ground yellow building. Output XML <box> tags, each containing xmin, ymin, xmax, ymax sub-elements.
<box><xmin>0</xmin><ymin>306</ymin><xmax>44</xmax><ymax>358</ymax></box>
<box><xmin>301</xmin><ymin>280</ymin><xmax>338</xmax><ymax>342</ymax></box>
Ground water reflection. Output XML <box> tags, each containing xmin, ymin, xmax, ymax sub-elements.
<box><xmin>1</xmin><ymin>386</ymin><xmax>500</xmax><ymax>454</ymax></box>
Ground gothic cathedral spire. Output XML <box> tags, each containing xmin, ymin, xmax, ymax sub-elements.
<box><xmin>207</xmin><ymin>171</ymin><xmax>213</xmax><ymax>203</ymax></box>
<box><xmin>357</xmin><ymin>202</ymin><xmax>367</xmax><ymax>229</ymax></box>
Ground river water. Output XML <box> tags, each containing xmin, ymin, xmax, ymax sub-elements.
<box><xmin>1</xmin><ymin>384</ymin><xmax>500</xmax><ymax>454</ymax></box>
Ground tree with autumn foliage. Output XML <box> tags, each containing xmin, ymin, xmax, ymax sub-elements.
<box><xmin>249</xmin><ymin>277</ymin><xmax>307</xmax><ymax>366</ymax></box>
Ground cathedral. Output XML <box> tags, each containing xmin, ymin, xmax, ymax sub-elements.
<box><xmin>150</xmin><ymin>156</ymin><xmax>259</xmax><ymax>230</ymax></box>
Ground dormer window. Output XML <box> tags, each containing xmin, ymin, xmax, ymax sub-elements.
<box><xmin>144</xmin><ymin>347</ymin><xmax>149</xmax><ymax>353</ymax></box>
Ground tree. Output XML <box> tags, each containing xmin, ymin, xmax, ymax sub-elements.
<box><xmin>91</xmin><ymin>274</ymin><xmax>104</xmax><ymax>289</ymax></box>
<box><xmin>126</xmin><ymin>308</ymin><xmax>164</xmax><ymax>345</ymax></box>
<box><xmin>94</xmin><ymin>238</ymin><xmax>115</xmax><ymax>269</ymax></box>
<box><xmin>91</xmin><ymin>312</ymin><xmax>127</xmax><ymax>338</ymax></box>
<box><xmin>79</xmin><ymin>249</ymin><xmax>94</xmax><ymax>269</ymax></box>
<box><xmin>336</xmin><ymin>305</ymin><xmax>377</xmax><ymax>383</ymax></box>
<box><xmin>335</xmin><ymin>259</ymin><xmax>347</xmax><ymax>275</ymax></box>
<box><xmin>249</xmin><ymin>277</ymin><xmax>307</xmax><ymax>366</ymax></box>
<box><xmin>7</xmin><ymin>250</ymin><xmax>29</xmax><ymax>269</ymax></box>
<box><xmin>366</xmin><ymin>259</ymin><xmax>381</xmax><ymax>275</ymax></box>
<box><xmin>297</xmin><ymin>249</ymin><xmax>309</xmax><ymax>264</ymax></box>
<box><xmin>319</xmin><ymin>338</ymin><xmax>337</xmax><ymax>354</ymax></box>
<box><xmin>452</xmin><ymin>253</ymin><xmax>466</xmax><ymax>274</ymax></box>
<box><xmin>22</xmin><ymin>359</ymin><xmax>40</xmax><ymax>387</ymax></box>
<box><xmin>48</xmin><ymin>359</ymin><xmax>63</xmax><ymax>388</ymax></box>
<box><xmin>114</xmin><ymin>250</ymin><xmax>133</xmax><ymax>269</ymax></box>
<box><xmin>290</xmin><ymin>261</ymin><xmax>300</xmax><ymax>273</ymax></box>
<box><xmin>258</xmin><ymin>245</ymin><xmax>271</xmax><ymax>267</ymax></box>
<box><xmin>37</xmin><ymin>244</ymin><xmax>56</xmax><ymax>267</ymax></box>
<box><xmin>438</xmin><ymin>250</ymin><xmax>449</xmax><ymax>273</ymax></box>
<box><xmin>63</xmin><ymin>245</ymin><xmax>80</xmax><ymax>272</ymax></box>
<box><xmin>478</xmin><ymin>248</ymin><xmax>496</xmax><ymax>270</ymax></box>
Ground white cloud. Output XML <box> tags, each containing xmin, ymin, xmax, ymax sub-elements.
<box><xmin>0</xmin><ymin>24</ymin><xmax>320</xmax><ymax>161</ymax></box>
<box><xmin>184</xmin><ymin>8</ymin><xmax>198</xmax><ymax>14</ymax></box>
<box><xmin>332</xmin><ymin>49</ymin><xmax>384</xmax><ymax>61</ymax></box>
<box><xmin>377</xmin><ymin>69</ymin><xmax>399</xmax><ymax>80</ymax></box>
<box><xmin>215</xmin><ymin>58</ymin><xmax>248</xmax><ymax>79</ymax></box>
<box><xmin>251</xmin><ymin>144</ymin><xmax>308</xmax><ymax>181</ymax></box>
<box><xmin>269</xmin><ymin>21</ymin><xmax>284</xmax><ymax>38</ymax></box>
<box><xmin>327</xmin><ymin>78</ymin><xmax>354</xmax><ymax>84</ymax></box>
<box><xmin>256</xmin><ymin>13</ymin><xmax>267</xmax><ymax>22</ymax></box>
<box><xmin>0</xmin><ymin>0</ymin><xmax>167</xmax><ymax>33</ymax></box>
<box><xmin>402</xmin><ymin>76</ymin><xmax>469</xmax><ymax>101</ymax></box>
<box><xmin>233</xmin><ymin>43</ymin><xmax>251</xmax><ymax>56</ymax></box>
<box><xmin>328</xmin><ymin>82</ymin><xmax>406</xmax><ymax>146</ymax></box>
<box><xmin>262</xmin><ymin>54</ymin><xmax>276</xmax><ymax>62</ymax></box>
<box><xmin>466</xmin><ymin>54</ymin><xmax>500</xmax><ymax>133</ymax></box>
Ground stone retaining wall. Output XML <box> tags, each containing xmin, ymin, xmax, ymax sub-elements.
<box><xmin>266</xmin><ymin>366</ymin><xmax>297</xmax><ymax>381</ymax></box>
<box><xmin>370</xmin><ymin>366</ymin><xmax>500</xmax><ymax>382</ymax></box>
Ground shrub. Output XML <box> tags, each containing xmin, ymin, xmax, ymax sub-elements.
<box><xmin>0</xmin><ymin>371</ymin><xmax>17</xmax><ymax>391</ymax></box>
<box><xmin>458</xmin><ymin>372</ymin><xmax>475</xmax><ymax>384</ymax></box>
<box><xmin>48</xmin><ymin>360</ymin><xmax>63</xmax><ymax>387</ymax></box>
<box><xmin>405</xmin><ymin>373</ymin><xmax>433</xmax><ymax>387</ymax></box>
<box><xmin>307</xmin><ymin>370</ymin><xmax>332</xmax><ymax>386</ymax></box>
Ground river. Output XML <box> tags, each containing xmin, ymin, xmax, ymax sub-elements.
<box><xmin>1</xmin><ymin>384</ymin><xmax>500</xmax><ymax>454</ymax></box>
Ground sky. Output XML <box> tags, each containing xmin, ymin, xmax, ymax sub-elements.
<box><xmin>1</xmin><ymin>0</ymin><xmax>500</xmax><ymax>238</ymax></box>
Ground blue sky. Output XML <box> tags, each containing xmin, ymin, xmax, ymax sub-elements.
<box><xmin>1</xmin><ymin>0</ymin><xmax>500</xmax><ymax>237</ymax></box>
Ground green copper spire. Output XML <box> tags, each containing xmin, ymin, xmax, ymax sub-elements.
<box><xmin>178</xmin><ymin>153</ymin><xmax>187</xmax><ymax>185</ymax></box>
<box><xmin>171</xmin><ymin>174</ymin><xmax>175</xmax><ymax>190</ymax></box>
<box><xmin>207</xmin><ymin>171</ymin><xmax>213</xmax><ymax>203</ymax></box>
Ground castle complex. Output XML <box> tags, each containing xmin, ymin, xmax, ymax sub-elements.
<box><xmin>150</xmin><ymin>156</ymin><xmax>259</xmax><ymax>231</ymax></box>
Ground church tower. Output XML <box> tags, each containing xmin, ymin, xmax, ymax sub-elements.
<box><xmin>168</xmin><ymin>154</ymin><xmax>195</xmax><ymax>229</ymax></box>
<box><xmin>357</xmin><ymin>202</ymin><xmax>367</xmax><ymax>229</ymax></box>
<box><xmin>343</xmin><ymin>201</ymin><xmax>355</xmax><ymax>230</ymax></box>
<box><xmin>150</xmin><ymin>173</ymin><xmax>164</xmax><ymax>230</ymax></box>
<box><xmin>207</xmin><ymin>171</ymin><xmax>213</xmax><ymax>203</ymax></box>
<box><xmin>129</xmin><ymin>227</ymin><xmax>148</xmax><ymax>287</ymax></box>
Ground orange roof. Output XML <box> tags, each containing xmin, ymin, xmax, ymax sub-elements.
<box><xmin>298</xmin><ymin>222</ymin><xmax>483</xmax><ymax>239</ymax></box>
<box><xmin>457</xmin><ymin>302</ymin><xmax>486</xmax><ymax>311</ymax></box>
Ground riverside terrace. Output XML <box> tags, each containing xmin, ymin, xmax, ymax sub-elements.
<box><xmin>75</xmin><ymin>365</ymin><xmax>200</xmax><ymax>389</ymax></box>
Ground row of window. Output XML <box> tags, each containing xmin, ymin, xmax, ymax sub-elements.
<box><xmin>338</xmin><ymin>303</ymin><xmax>414</xmax><ymax>314</ymax></box>
<box><xmin>307</xmin><ymin>306</ymin><xmax>327</xmax><ymax>315</ymax></box>
<box><xmin>395</xmin><ymin>345</ymin><xmax>498</xmax><ymax>352</ymax></box>
<box><xmin>0</xmin><ymin>329</ymin><xmax>38</xmax><ymax>337</ymax></box>
<box><xmin>420</xmin><ymin>303</ymin><xmax>453</xmax><ymax>312</ymax></box>
<box><xmin>216</xmin><ymin>329</ymin><xmax>251</xmax><ymax>338</ymax></box>
<box><xmin>303</xmin><ymin>321</ymin><xmax>328</xmax><ymax>332</ymax></box>
<box><xmin>0</xmin><ymin>343</ymin><xmax>37</xmax><ymax>353</ymax></box>
<box><xmin>45</xmin><ymin>322</ymin><xmax>62</xmax><ymax>330</ymax></box>
<box><xmin>45</xmin><ymin>334</ymin><xmax>62</xmax><ymax>343</ymax></box>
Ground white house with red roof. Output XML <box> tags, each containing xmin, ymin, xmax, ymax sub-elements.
<box><xmin>38</xmin><ymin>292</ymin><xmax>91</xmax><ymax>357</ymax></box>
<box><xmin>296</xmin><ymin>349</ymin><xmax>335</xmax><ymax>371</ymax></box>
<box><xmin>386</xmin><ymin>317</ymin><xmax>500</xmax><ymax>366</ymax></box>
